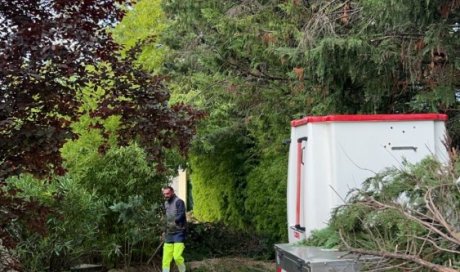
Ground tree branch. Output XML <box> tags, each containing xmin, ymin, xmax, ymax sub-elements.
<box><xmin>339</xmin><ymin>230</ymin><xmax>458</xmax><ymax>272</ymax></box>
<box><xmin>411</xmin><ymin>235</ymin><xmax>460</xmax><ymax>255</ymax></box>
<box><xmin>425</xmin><ymin>186</ymin><xmax>460</xmax><ymax>244</ymax></box>
<box><xmin>366</xmin><ymin>197</ymin><xmax>460</xmax><ymax>246</ymax></box>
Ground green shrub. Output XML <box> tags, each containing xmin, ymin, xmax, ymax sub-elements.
<box><xmin>190</xmin><ymin>128</ymin><xmax>253</xmax><ymax>228</ymax></box>
<box><xmin>6</xmin><ymin>144</ymin><xmax>168</xmax><ymax>270</ymax></box>
<box><xmin>108</xmin><ymin>195</ymin><xmax>164</xmax><ymax>267</ymax></box>
<box><xmin>245</xmin><ymin>155</ymin><xmax>288</xmax><ymax>242</ymax></box>
<box><xmin>185</xmin><ymin>221</ymin><xmax>274</xmax><ymax>261</ymax></box>
<box><xmin>75</xmin><ymin>144</ymin><xmax>165</xmax><ymax>203</ymax></box>
<box><xmin>71</xmin><ymin>144</ymin><xmax>167</xmax><ymax>267</ymax></box>
<box><xmin>7</xmin><ymin>174</ymin><xmax>104</xmax><ymax>271</ymax></box>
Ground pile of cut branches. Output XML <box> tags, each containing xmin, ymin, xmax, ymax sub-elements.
<box><xmin>331</xmin><ymin>157</ymin><xmax>460</xmax><ymax>272</ymax></box>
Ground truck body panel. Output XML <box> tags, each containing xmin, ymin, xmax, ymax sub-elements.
<box><xmin>278</xmin><ymin>114</ymin><xmax>448</xmax><ymax>271</ymax></box>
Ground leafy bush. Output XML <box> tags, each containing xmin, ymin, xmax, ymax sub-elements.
<box><xmin>6</xmin><ymin>144</ymin><xmax>168</xmax><ymax>270</ymax></box>
<box><xmin>6</xmin><ymin>174</ymin><xmax>104</xmax><ymax>271</ymax></box>
<box><xmin>185</xmin><ymin>221</ymin><xmax>274</xmax><ymax>261</ymax></box>
<box><xmin>75</xmin><ymin>144</ymin><xmax>166</xmax><ymax>203</ymax></box>
<box><xmin>70</xmin><ymin>144</ymin><xmax>167</xmax><ymax>267</ymax></box>
<box><xmin>108</xmin><ymin>195</ymin><xmax>164</xmax><ymax>267</ymax></box>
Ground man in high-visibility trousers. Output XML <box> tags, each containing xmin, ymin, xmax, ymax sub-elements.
<box><xmin>162</xmin><ymin>186</ymin><xmax>187</xmax><ymax>272</ymax></box>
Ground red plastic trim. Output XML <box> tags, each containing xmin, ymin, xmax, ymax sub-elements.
<box><xmin>295</xmin><ymin>141</ymin><xmax>302</xmax><ymax>226</ymax></box>
<box><xmin>291</xmin><ymin>114</ymin><xmax>448</xmax><ymax>127</ymax></box>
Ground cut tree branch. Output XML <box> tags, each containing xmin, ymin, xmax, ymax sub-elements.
<box><xmin>365</xmin><ymin>197</ymin><xmax>460</xmax><ymax>246</ymax></box>
<box><xmin>339</xmin><ymin>231</ymin><xmax>458</xmax><ymax>272</ymax></box>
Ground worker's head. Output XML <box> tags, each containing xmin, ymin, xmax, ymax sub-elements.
<box><xmin>162</xmin><ymin>186</ymin><xmax>175</xmax><ymax>200</ymax></box>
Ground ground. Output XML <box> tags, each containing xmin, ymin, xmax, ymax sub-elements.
<box><xmin>107</xmin><ymin>257</ymin><xmax>275</xmax><ymax>272</ymax></box>
<box><xmin>187</xmin><ymin>257</ymin><xmax>275</xmax><ymax>272</ymax></box>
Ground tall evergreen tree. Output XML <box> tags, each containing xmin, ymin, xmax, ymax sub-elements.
<box><xmin>115</xmin><ymin>0</ymin><xmax>459</xmax><ymax>241</ymax></box>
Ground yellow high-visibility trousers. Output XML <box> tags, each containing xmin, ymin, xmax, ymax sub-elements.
<box><xmin>162</xmin><ymin>242</ymin><xmax>186</xmax><ymax>272</ymax></box>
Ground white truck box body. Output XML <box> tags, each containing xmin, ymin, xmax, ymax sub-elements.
<box><xmin>286</xmin><ymin>114</ymin><xmax>448</xmax><ymax>243</ymax></box>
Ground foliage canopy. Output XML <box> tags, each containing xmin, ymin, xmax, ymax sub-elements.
<box><xmin>152</xmin><ymin>0</ymin><xmax>460</xmax><ymax>241</ymax></box>
<box><xmin>0</xmin><ymin>1</ymin><xmax>202</xmax><ymax>268</ymax></box>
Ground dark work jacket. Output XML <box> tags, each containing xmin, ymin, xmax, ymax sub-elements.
<box><xmin>164</xmin><ymin>195</ymin><xmax>186</xmax><ymax>243</ymax></box>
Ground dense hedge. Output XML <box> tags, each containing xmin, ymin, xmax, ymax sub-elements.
<box><xmin>190</xmin><ymin>128</ymin><xmax>252</xmax><ymax>229</ymax></box>
<box><xmin>191</xmin><ymin>151</ymin><xmax>288</xmax><ymax>242</ymax></box>
<box><xmin>245</xmin><ymin>155</ymin><xmax>288</xmax><ymax>241</ymax></box>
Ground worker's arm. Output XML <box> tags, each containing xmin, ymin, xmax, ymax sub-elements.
<box><xmin>175</xmin><ymin>199</ymin><xmax>186</xmax><ymax>224</ymax></box>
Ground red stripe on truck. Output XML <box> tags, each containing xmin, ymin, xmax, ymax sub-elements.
<box><xmin>296</xmin><ymin>141</ymin><xmax>302</xmax><ymax>226</ymax></box>
<box><xmin>291</xmin><ymin>113</ymin><xmax>448</xmax><ymax>127</ymax></box>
